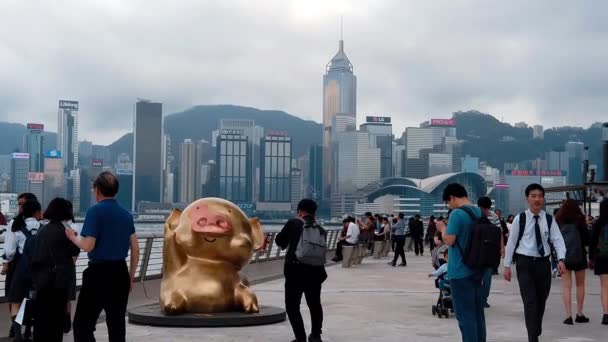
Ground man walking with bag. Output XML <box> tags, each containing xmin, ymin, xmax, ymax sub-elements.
<box><xmin>504</xmin><ymin>183</ymin><xmax>567</xmax><ymax>342</ymax></box>
<box><xmin>276</xmin><ymin>199</ymin><xmax>327</xmax><ymax>342</ymax></box>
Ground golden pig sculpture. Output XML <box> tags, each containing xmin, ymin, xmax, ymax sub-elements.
<box><xmin>160</xmin><ymin>198</ymin><xmax>265</xmax><ymax>314</ymax></box>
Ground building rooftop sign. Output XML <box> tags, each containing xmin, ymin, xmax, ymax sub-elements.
<box><xmin>11</xmin><ymin>153</ymin><xmax>29</xmax><ymax>159</ymax></box>
<box><xmin>59</xmin><ymin>100</ymin><xmax>79</xmax><ymax>110</ymax></box>
<box><xmin>220</xmin><ymin>129</ymin><xmax>244</xmax><ymax>136</ymax></box>
<box><xmin>430</xmin><ymin>118</ymin><xmax>456</xmax><ymax>127</ymax></box>
<box><xmin>27</xmin><ymin>123</ymin><xmax>44</xmax><ymax>130</ymax></box>
<box><xmin>507</xmin><ymin>170</ymin><xmax>566</xmax><ymax>177</ymax></box>
<box><xmin>45</xmin><ymin>150</ymin><xmax>62</xmax><ymax>158</ymax></box>
<box><xmin>366</xmin><ymin>116</ymin><xmax>391</xmax><ymax>124</ymax></box>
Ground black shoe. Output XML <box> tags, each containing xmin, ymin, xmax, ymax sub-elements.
<box><xmin>484</xmin><ymin>303</ymin><xmax>491</xmax><ymax>308</ymax></box>
<box><xmin>398</xmin><ymin>263</ymin><xmax>407</xmax><ymax>267</ymax></box>
<box><xmin>331</xmin><ymin>257</ymin><xmax>340</xmax><ymax>262</ymax></box>
<box><xmin>602</xmin><ymin>314</ymin><xmax>608</xmax><ymax>325</ymax></box>
<box><xmin>563</xmin><ymin>317</ymin><xmax>573</xmax><ymax>325</ymax></box>
<box><xmin>575</xmin><ymin>314</ymin><xmax>590</xmax><ymax>323</ymax></box>
<box><xmin>388</xmin><ymin>262</ymin><xmax>396</xmax><ymax>267</ymax></box>
<box><xmin>64</xmin><ymin>313</ymin><xmax>72</xmax><ymax>333</ymax></box>
<box><xmin>308</xmin><ymin>334</ymin><xmax>323</xmax><ymax>342</ymax></box>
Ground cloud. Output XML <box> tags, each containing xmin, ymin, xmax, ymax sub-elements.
<box><xmin>1</xmin><ymin>0</ymin><xmax>607</xmax><ymax>145</ymax></box>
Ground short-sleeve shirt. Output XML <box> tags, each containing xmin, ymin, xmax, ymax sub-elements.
<box><xmin>81</xmin><ymin>199</ymin><xmax>136</xmax><ymax>261</ymax></box>
<box><xmin>446</xmin><ymin>205</ymin><xmax>481</xmax><ymax>280</ymax></box>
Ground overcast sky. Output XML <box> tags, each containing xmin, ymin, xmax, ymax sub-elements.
<box><xmin>1</xmin><ymin>0</ymin><xmax>607</xmax><ymax>145</ymax></box>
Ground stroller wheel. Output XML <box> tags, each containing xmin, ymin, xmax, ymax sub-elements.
<box><xmin>442</xmin><ymin>309</ymin><xmax>449</xmax><ymax>318</ymax></box>
<box><xmin>432</xmin><ymin>305</ymin><xmax>437</xmax><ymax>316</ymax></box>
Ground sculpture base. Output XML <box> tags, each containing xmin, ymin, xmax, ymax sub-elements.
<box><xmin>128</xmin><ymin>304</ymin><xmax>286</xmax><ymax>327</ymax></box>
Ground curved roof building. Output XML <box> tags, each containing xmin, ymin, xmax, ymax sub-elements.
<box><xmin>355</xmin><ymin>172</ymin><xmax>487</xmax><ymax>216</ymax></box>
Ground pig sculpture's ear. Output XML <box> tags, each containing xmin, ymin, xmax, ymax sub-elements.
<box><xmin>249</xmin><ymin>217</ymin><xmax>265</xmax><ymax>251</ymax></box>
<box><xmin>165</xmin><ymin>209</ymin><xmax>182</xmax><ymax>233</ymax></box>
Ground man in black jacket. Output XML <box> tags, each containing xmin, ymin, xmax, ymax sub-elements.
<box><xmin>412</xmin><ymin>214</ymin><xmax>425</xmax><ymax>256</ymax></box>
<box><xmin>276</xmin><ymin>199</ymin><xmax>327</xmax><ymax>342</ymax></box>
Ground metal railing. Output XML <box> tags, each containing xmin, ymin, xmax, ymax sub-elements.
<box><xmin>0</xmin><ymin>228</ymin><xmax>341</xmax><ymax>302</ymax></box>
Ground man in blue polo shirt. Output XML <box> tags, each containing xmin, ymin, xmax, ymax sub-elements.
<box><xmin>438</xmin><ymin>183</ymin><xmax>486</xmax><ymax>342</ymax></box>
<box><xmin>66</xmin><ymin>171</ymin><xmax>140</xmax><ymax>342</ymax></box>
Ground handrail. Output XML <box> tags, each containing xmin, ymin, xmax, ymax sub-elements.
<box><xmin>0</xmin><ymin>228</ymin><xmax>341</xmax><ymax>302</ymax></box>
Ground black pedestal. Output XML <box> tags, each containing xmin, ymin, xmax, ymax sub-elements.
<box><xmin>128</xmin><ymin>304</ymin><xmax>286</xmax><ymax>327</ymax></box>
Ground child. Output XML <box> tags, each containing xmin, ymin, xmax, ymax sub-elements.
<box><xmin>429</xmin><ymin>249</ymin><xmax>450</xmax><ymax>289</ymax></box>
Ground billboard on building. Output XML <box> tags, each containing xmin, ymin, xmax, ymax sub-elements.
<box><xmin>27</xmin><ymin>123</ymin><xmax>44</xmax><ymax>130</ymax></box>
<box><xmin>91</xmin><ymin>159</ymin><xmax>103</xmax><ymax>167</ymax></box>
<box><xmin>507</xmin><ymin>170</ymin><xmax>566</xmax><ymax>177</ymax></box>
<box><xmin>220</xmin><ymin>129</ymin><xmax>244</xmax><ymax>135</ymax></box>
<box><xmin>28</xmin><ymin>172</ymin><xmax>45</xmax><ymax>182</ymax></box>
<box><xmin>59</xmin><ymin>100</ymin><xmax>79</xmax><ymax>110</ymax></box>
<box><xmin>366</xmin><ymin>116</ymin><xmax>391</xmax><ymax>124</ymax></box>
<box><xmin>45</xmin><ymin>150</ymin><xmax>62</xmax><ymax>158</ymax></box>
<box><xmin>430</xmin><ymin>118</ymin><xmax>456</xmax><ymax>127</ymax></box>
<box><xmin>11</xmin><ymin>153</ymin><xmax>29</xmax><ymax>159</ymax></box>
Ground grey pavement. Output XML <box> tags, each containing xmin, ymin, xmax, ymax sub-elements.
<box><xmin>2</xmin><ymin>251</ymin><xmax>608</xmax><ymax>341</ymax></box>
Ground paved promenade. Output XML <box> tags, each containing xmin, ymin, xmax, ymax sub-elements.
<box><xmin>2</xmin><ymin>251</ymin><xmax>607</xmax><ymax>341</ymax></box>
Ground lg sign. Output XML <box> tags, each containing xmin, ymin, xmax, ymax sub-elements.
<box><xmin>59</xmin><ymin>100</ymin><xmax>79</xmax><ymax>110</ymax></box>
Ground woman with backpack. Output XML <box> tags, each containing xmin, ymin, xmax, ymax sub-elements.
<box><xmin>589</xmin><ymin>198</ymin><xmax>608</xmax><ymax>325</ymax></box>
<box><xmin>555</xmin><ymin>199</ymin><xmax>590</xmax><ymax>325</ymax></box>
<box><xmin>2</xmin><ymin>200</ymin><xmax>42</xmax><ymax>340</ymax></box>
<box><xmin>31</xmin><ymin>198</ymin><xmax>81</xmax><ymax>341</ymax></box>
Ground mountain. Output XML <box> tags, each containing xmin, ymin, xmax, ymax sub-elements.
<box><xmin>108</xmin><ymin>105</ymin><xmax>323</xmax><ymax>160</ymax></box>
<box><xmin>454</xmin><ymin>110</ymin><xmax>604</xmax><ymax>171</ymax></box>
<box><xmin>0</xmin><ymin>122</ymin><xmax>57</xmax><ymax>154</ymax></box>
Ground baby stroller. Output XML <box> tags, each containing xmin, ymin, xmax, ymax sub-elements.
<box><xmin>431</xmin><ymin>273</ymin><xmax>453</xmax><ymax>318</ymax></box>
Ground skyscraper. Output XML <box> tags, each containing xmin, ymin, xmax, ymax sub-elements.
<box><xmin>259</xmin><ymin>134</ymin><xmax>292</xmax><ymax>203</ymax></box>
<box><xmin>57</xmin><ymin>100</ymin><xmax>79</xmax><ymax>171</ymax></box>
<box><xmin>216</xmin><ymin>130</ymin><xmax>252</xmax><ymax>202</ymax></box>
<box><xmin>323</xmin><ymin>38</ymin><xmax>357</xmax><ymax>200</ymax></box>
<box><xmin>291</xmin><ymin>168</ymin><xmax>302</xmax><ymax>211</ymax></box>
<box><xmin>565</xmin><ymin>141</ymin><xmax>585</xmax><ymax>184</ymax></box>
<box><xmin>133</xmin><ymin>100</ymin><xmax>163</xmax><ymax>210</ymax></box>
<box><xmin>360</xmin><ymin>116</ymin><xmax>393</xmax><ymax>179</ymax></box>
<box><xmin>179</xmin><ymin>139</ymin><xmax>202</xmax><ymax>204</ymax></box>
<box><xmin>308</xmin><ymin>145</ymin><xmax>323</xmax><ymax>202</ymax></box>
<box><xmin>10</xmin><ymin>153</ymin><xmax>30</xmax><ymax>195</ymax></box>
<box><xmin>23</xmin><ymin>123</ymin><xmax>45</xmax><ymax>172</ymax></box>
<box><xmin>44</xmin><ymin>152</ymin><xmax>64</xmax><ymax>208</ymax></box>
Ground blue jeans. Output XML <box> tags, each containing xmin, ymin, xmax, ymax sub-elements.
<box><xmin>451</xmin><ymin>274</ymin><xmax>487</xmax><ymax>342</ymax></box>
<box><xmin>482</xmin><ymin>268</ymin><xmax>492</xmax><ymax>305</ymax></box>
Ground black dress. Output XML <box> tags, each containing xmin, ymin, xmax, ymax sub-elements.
<box><xmin>590</xmin><ymin>222</ymin><xmax>608</xmax><ymax>276</ymax></box>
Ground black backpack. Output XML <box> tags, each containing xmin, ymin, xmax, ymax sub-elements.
<box><xmin>456</xmin><ymin>207</ymin><xmax>503</xmax><ymax>270</ymax></box>
<box><xmin>560</xmin><ymin>223</ymin><xmax>584</xmax><ymax>266</ymax></box>
<box><xmin>13</xmin><ymin>225</ymin><xmax>41</xmax><ymax>286</ymax></box>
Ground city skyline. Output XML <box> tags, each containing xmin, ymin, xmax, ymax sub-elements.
<box><xmin>3</xmin><ymin>1</ymin><xmax>608</xmax><ymax>145</ymax></box>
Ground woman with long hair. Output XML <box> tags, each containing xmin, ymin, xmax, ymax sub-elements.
<box><xmin>589</xmin><ymin>198</ymin><xmax>608</xmax><ymax>325</ymax></box>
<box><xmin>555</xmin><ymin>199</ymin><xmax>590</xmax><ymax>325</ymax></box>
<box><xmin>3</xmin><ymin>200</ymin><xmax>42</xmax><ymax>340</ymax></box>
<box><xmin>426</xmin><ymin>216</ymin><xmax>437</xmax><ymax>250</ymax></box>
<box><xmin>31</xmin><ymin>198</ymin><xmax>80</xmax><ymax>341</ymax></box>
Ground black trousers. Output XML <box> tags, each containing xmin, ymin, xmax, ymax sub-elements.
<box><xmin>515</xmin><ymin>255</ymin><xmax>552</xmax><ymax>342</ymax></box>
<box><xmin>413</xmin><ymin>236</ymin><xmax>424</xmax><ymax>255</ymax></box>
<box><xmin>392</xmin><ymin>235</ymin><xmax>406</xmax><ymax>265</ymax></box>
<box><xmin>285</xmin><ymin>276</ymin><xmax>324</xmax><ymax>340</ymax></box>
<box><xmin>73</xmin><ymin>261</ymin><xmax>130</xmax><ymax>342</ymax></box>
<box><xmin>334</xmin><ymin>240</ymin><xmax>354</xmax><ymax>260</ymax></box>
<box><xmin>34</xmin><ymin>288</ymin><xmax>68</xmax><ymax>342</ymax></box>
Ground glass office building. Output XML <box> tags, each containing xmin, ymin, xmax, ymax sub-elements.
<box><xmin>259</xmin><ymin>135</ymin><xmax>292</xmax><ymax>202</ymax></box>
<box><xmin>216</xmin><ymin>131</ymin><xmax>252</xmax><ymax>202</ymax></box>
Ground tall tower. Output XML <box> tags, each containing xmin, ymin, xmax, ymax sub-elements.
<box><xmin>23</xmin><ymin>123</ymin><xmax>45</xmax><ymax>172</ymax></box>
<box><xmin>133</xmin><ymin>99</ymin><xmax>163</xmax><ymax>211</ymax></box>
<box><xmin>179</xmin><ymin>139</ymin><xmax>202</xmax><ymax>204</ymax></box>
<box><xmin>57</xmin><ymin>100</ymin><xmax>79</xmax><ymax>172</ymax></box>
<box><xmin>322</xmin><ymin>35</ymin><xmax>357</xmax><ymax>201</ymax></box>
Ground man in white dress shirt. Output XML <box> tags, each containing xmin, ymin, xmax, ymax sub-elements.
<box><xmin>503</xmin><ymin>183</ymin><xmax>567</xmax><ymax>342</ymax></box>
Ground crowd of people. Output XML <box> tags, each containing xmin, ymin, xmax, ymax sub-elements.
<box><xmin>2</xmin><ymin>177</ymin><xmax>608</xmax><ymax>342</ymax></box>
<box><xmin>0</xmin><ymin>171</ymin><xmax>139</xmax><ymax>342</ymax></box>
